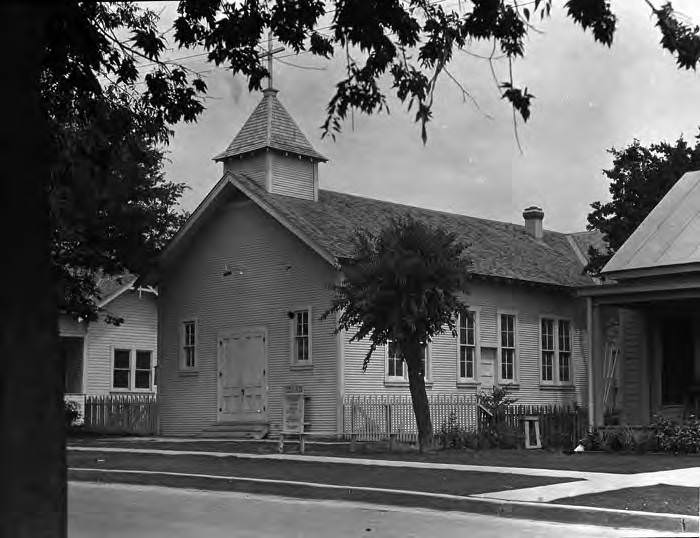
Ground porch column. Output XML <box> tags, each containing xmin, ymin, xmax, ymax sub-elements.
<box><xmin>586</xmin><ymin>297</ymin><xmax>596</xmax><ymax>428</ymax></box>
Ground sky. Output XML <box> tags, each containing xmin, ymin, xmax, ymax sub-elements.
<box><xmin>154</xmin><ymin>1</ymin><xmax>700</xmax><ymax>233</ymax></box>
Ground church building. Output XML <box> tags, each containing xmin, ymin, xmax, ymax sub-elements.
<box><xmin>151</xmin><ymin>84</ymin><xmax>597</xmax><ymax>437</ymax></box>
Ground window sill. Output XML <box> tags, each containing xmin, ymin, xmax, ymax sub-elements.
<box><xmin>290</xmin><ymin>363</ymin><xmax>313</xmax><ymax>371</ymax></box>
<box><xmin>539</xmin><ymin>383</ymin><xmax>575</xmax><ymax>391</ymax></box>
<box><xmin>383</xmin><ymin>380</ymin><xmax>408</xmax><ymax>387</ymax></box>
<box><xmin>497</xmin><ymin>382</ymin><xmax>520</xmax><ymax>389</ymax></box>
<box><xmin>384</xmin><ymin>380</ymin><xmax>433</xmax><ymax>388</ymax></box>
<box><xmin>178</xmin><ymin>369</ymin><xmax>199</xmax><ymax>377</ymax></box>
<box><xmin>110</xmin><ymin>390</ymin><xmax>155</xmax><ymax>394</ymax></box>
<box><xmin>456</xmin><ymin>381</ymin><xmax>481</xmax><ymax>388</ymax></box>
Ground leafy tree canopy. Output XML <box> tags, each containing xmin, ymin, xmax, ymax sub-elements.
<box><xmin>326</xmin><ymin>217</ymin><xmax>471</xmax><ymax>365</ymax></box>
<box><xmin>42</xmin><ymin>0</ymin><xmax>700</xmax><ymax>317</ymax></box>
<box><xmin>324</xmin><ymin>217</ymin><xmax>471</xmax><ymax>448</ymax></box>
<box><xmin>586</xmin><ymin>130</ymin><xmax>700</xmax><ymax>275</ymax></box>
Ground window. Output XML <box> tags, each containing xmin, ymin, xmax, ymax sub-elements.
<box><xmin>385</xmin><ymin>341</ymin><xmax>429</xmax><ymax>383</ymax></box>
<box><xmin>458</xmin><ymin>310</ymin><xmax>477</xmax><ymax>380</ymax></box>
<box><xmin>113</xmin><ymin>349</ymin><xmax>131</xmax><ymax>389</ymax></box>
<box><xmin>558</xmin><ymin>320</ymin><xmax>572</xmax><ymax>382</ymax></box>
<box><xmin>541</xmin><ymin>319</ymin><xmax>555</xmax><ymax>382</ymax></box>
<box><xmin>112</xmin><ymin>348</ymin><xmax>154</xmax><ymax>391</ymax></box>
<box><xmin>540</xmin><ymin>318</ymin><xmax>573</xmax><ymax>384</ymax></box>
<box><xmin>387</xmin><ymin>341</ymin><xmax>405</xmax><ymax>379</ymax></box>
<box><xmin>135</xmin><ymin>351</ymin><xmax>152</xmax><ymax>389</ymax></box>
<box><xmin>291</xmin><ymin>309</ymin><xmax>312</xmax><ymax>365</ymax></box>
<box><xmin>182</xmin><ymin>320</ymin><xmax>196</xmax><ymax>369</ymax></box>
<box><xmin>499</xmin><ymin>313</ymin><xmax>516</xmax><ymax>382</ymax></box>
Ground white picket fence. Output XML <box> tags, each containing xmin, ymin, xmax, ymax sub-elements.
<box><xmin>342</xmin><ymin>394</ymin><xmax>588</xmax><ymax>446</ymax></box>
<box><xmin>342</xmin><ymin>393</ymin><xmax>478</xmax><ymax>443</ymax></box>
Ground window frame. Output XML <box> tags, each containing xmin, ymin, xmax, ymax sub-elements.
<box><xmin>111</xmin><ymin>347</ymin><xmax>155</xmax><ymax>392</ymax></box>
<box><xmin>134</xmin><ymin>349</ymin><xmax>154</xmax><ymax>390</ymax></box>
<box><xmin>456</xmin><ymin>308</ymin><xmax>480</xmax><ymax>384</ymax></box>
<box><xmin>289</xmin><ymin>306</ymin><xmax>313</xmax><ymax>367</ymax></box>
<box><xmin>539</xmin><ymin>315</ymin><xmax>574</xmax><ymax>386</ymax></box>
<box><xmin>384</xmin><ymin>340</ymin><xmax>431</xmax><ymax>386</ymax></box>
<box><xmin>497</xmin><ymin>310</ymin><xmax>518</xmax><ymax>385</ymax></box>
<box><xmin>180</xmin><ymin>318</ymin><xmax>198</xmax><ymax>372</ymax></box>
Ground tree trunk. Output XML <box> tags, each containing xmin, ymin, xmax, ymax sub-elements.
<box><xmin>404</xmin><ymin>340</ymin><xmax>433</xmax><ymax>452</ymax></box>
<box><xmin>1</xmin><ymin>4</ymin><xmax>65</xmax><ymax>538</ymax></box>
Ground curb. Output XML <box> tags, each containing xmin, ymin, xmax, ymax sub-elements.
<box><xmin>68</xmin><ymin>468</ymin><xmax>698</xmax><ymax>534</ymax></box>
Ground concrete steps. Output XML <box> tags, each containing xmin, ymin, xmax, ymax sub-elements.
<box><xmin>199</xmin><ymin>421</ymin><xmax>269</xmax><ymax>439</ymax></box>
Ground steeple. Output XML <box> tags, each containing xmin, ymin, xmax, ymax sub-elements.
<box><xmin>213</xmin><ymin>34</ymin><xmax>326</xmax><ymax>201</ymax></box>
<box><xmin>213</xmin><ymin>89</ymin><xmax>326</xmax><ymax>163</ymax></box>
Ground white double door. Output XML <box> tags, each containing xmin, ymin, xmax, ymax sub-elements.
<box><xmin>218</xmin><ymin>328</ymin><xmax>267</xmax><ymax>422</ymax></box>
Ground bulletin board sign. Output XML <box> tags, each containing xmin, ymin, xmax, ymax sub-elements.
<box><xmin>282</xmin><ymin>385</ymin><xmax>304</xmax><ymax>434</ymax></box>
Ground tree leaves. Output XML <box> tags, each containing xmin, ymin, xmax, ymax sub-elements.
<box><xmin>565</xmin><ymin>0</ymin><xmax>616</xmax><ymax>46</ymax></box>
<box><xmin>324</xmin><ymin>216</ymin><xmax>471</xmax><ymax>370</ymax></box>
<box><xmin>654</xmin><ymin>2</ymin><xmax>700</xmax><ymax>70</ymax></box>
<box><xmin>585</xmin><ymin>131</ymin><xmax>700</xmax><ymax>275</ymax></box>
<box><xmin>500</xmin><ymin>82</ymin><xmax>533</xmax><ymax>122</ymax></box>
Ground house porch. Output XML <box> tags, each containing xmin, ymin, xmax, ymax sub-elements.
<box><xmin>583</xmin><ymin>280</ymin><xmax>700</xmax><ymax>426</ymax></box>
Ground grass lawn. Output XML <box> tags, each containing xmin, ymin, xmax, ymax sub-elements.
<box><xmin>68</xmin><ymin>450</ymin><xmax>576</xmax><ymax>497</ymax></box>
<box><xmin>553</xmin><ymin>484</ymin><xmax>700</xmax><ymax>515</ymax></box>
<box><xmin>69</xmin><ymin>436</ymin><xmax>700</xmax><ymax>474</ymax></box>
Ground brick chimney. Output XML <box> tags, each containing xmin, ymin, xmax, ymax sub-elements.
<box><xmin>523</xmin><ymin>206</ymin><xmax>544</xmax><ymax>240</ymax></box>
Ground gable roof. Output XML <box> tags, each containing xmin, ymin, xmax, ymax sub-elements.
<box><xmin>567</xmin><ymin>230</ymin><xmax>607</xmax><ymax>265</ymax></box>
<box><xmin>602</xmin><ymin>170</ymin><xmax>700</xmax><ymax>277</ymax></box>
<box><xmin>96</xmin><ymin>273</ymin><xmax>157</xmax><ymax>308</ymax></box>
<box><xmin>213</xmin><ymin>89</ymin><xmax>327</xmax><ymax>162</ymax></box>
<box><xmin>216</xmin><ymin>174</ymin><xmax>592</xmax><ymax>288</ymax></box>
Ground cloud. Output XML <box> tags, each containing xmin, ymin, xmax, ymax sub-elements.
<box><xmin>159</xmin><ymin>2</ymin><xmax>700</xmax><ymax>233</ymax></box>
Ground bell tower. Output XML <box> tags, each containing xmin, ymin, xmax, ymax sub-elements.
<box><xmin>213</xmin><ymin>34</ymin><xmax>326</xmax><ymax>200</ymax></box>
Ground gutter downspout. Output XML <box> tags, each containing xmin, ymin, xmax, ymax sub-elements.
<box><xmin>586</xmin><ymin>296</ymin><xmax>595</xmax><ymax>429</ymax></box>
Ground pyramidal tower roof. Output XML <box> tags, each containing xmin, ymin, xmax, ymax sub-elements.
<box><xmin>214</xmin><ymin>88</ymin><xmax>326</xmax><ymax>162</ymax></box>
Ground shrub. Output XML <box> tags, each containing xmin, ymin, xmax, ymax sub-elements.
<box><xmin>438</xmin><ymin>411</ymin><xmax>479</xmax><ymax>449</ymax></box>
<box><xmin>64</xmin><ymin>399</ymin><xmax>81</xmax><ymax>427</ymax></box>
<box><xmin>653</xmin><ymin>415</ymin><xmax>700</xmax><ymax>454</ymax></box>
<box><xmin>582</xmin><ymin>426</ymin><xmax>656</xmax><ymax>453</ymax></box>
<box><xmin>479</xmin><ymin>386</ymin><xmax>517</xmax><ymax>418</ymax></box>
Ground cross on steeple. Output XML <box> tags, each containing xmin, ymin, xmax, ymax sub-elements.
<box><xmin>259</xmin><ymin>31</ymin><xmax>285</xmax><ymax>90</ymax></box>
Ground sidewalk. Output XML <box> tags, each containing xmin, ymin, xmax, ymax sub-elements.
<box><xmin>68</xmin><ymin>443</ymin><xmax>700</xmax><ymax>533</ymax></box>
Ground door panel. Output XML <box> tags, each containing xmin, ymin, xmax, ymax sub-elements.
<box><xmin>218</xmin><ymin>330</ymin><xmax>267</xmax><ymax>422</ymax></box>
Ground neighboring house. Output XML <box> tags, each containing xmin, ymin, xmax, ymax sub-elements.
<box><xmin>149</xmin><ymin>86</ymin><xmax>598</xmax><ymax>438</ymax></box>
<box><xmin>60</xmin><ymin>274</ymin><xmax>158</xmax><ymax>414</ymax></box>
<box><xmin>580</xmin><ymin>170</ymin><xmax>700</xmax><ymax>426</ymax></box>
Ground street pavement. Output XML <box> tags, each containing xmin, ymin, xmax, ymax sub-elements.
<box><xmin>69</xmin><ymin>481</ymin><xmax>694</xmax><ymax>538</ymax></box>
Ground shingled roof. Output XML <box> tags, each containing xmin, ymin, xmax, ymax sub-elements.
<box><xmin>231</xmin><ymin>174</ymin><xmax>594</xmax><ymax>289</ymax></box>
<box><xmin>214</xmin><ymin>89</ymin><xmax>326</xmax><ymax>162</ymax></box>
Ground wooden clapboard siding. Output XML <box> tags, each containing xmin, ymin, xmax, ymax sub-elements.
<box><xmin>223</xmin><ymin>152</ymin><xmax>267</xmax><ymax>189</ymax></box>
<box><xmin>270</xmin><ymin>154</ymin><xmax>315</xmax><ymax>200</ymax></box>
<box><xmin>84</xmin><ymin>290</ymin><xmax>158</xmax><ymax>395</ymax></box>
<box><xmin>343</xmin><ymin>281</ymin><xmax>588</xmax><ymax>406</ymax></box>
<box><xmin>159</xmin><ymin>198</ymin><xmax>338</xmax><ymax>436</ymax></box>
<box><xmin>619</xmin><ymin>308</ymin><xmax>646</xmax><ymax>423</ymax></box>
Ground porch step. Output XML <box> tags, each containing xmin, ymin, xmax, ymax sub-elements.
<box><xmin>199</xmin><ymin>421</ymin><xmax>269</xmax><ymax>439</ymax></box>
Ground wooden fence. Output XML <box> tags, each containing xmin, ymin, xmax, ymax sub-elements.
<box><xmin>343</xmin><ymin>394</ymin><xmax>478</xmax><ymax>443</ymax></box>
<box><xmin>342</xmin><ymin>394</ymin><xmax>587</xmax><ymax>447</ymax></box>
<box><xmin>488</xmin><ymin>404</ymin><xmax>589</xmax><ymax>448</ymax></box>
<box><xmin>83</xmin><ymin>394</ymin><xmax>158</xmax><ymax>435</ymax></box>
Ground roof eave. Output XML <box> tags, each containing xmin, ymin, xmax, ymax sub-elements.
<box><xmin>213</xmin><ymin>145</ymin><xmax>327</xmax><ymax>163</ymax></box>
<box><xmin>468</xmin><ymin>272</ymin><xmax>583</xmax><ymax>293</ymax></box>
<box><xmin>602</xmin><ymin>261</ymin><xmax>700</xmax><ymax>280</ymax></box>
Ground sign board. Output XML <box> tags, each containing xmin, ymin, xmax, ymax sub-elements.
<box><xmin>282</xmin><ymin>385</ymin><xmax>304</xmax><ymax>434</ymax></box>
<box><xmin>479</xmin><ymin>347</ymin><xmax>496</xmax><ymax>389</ymax></box>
